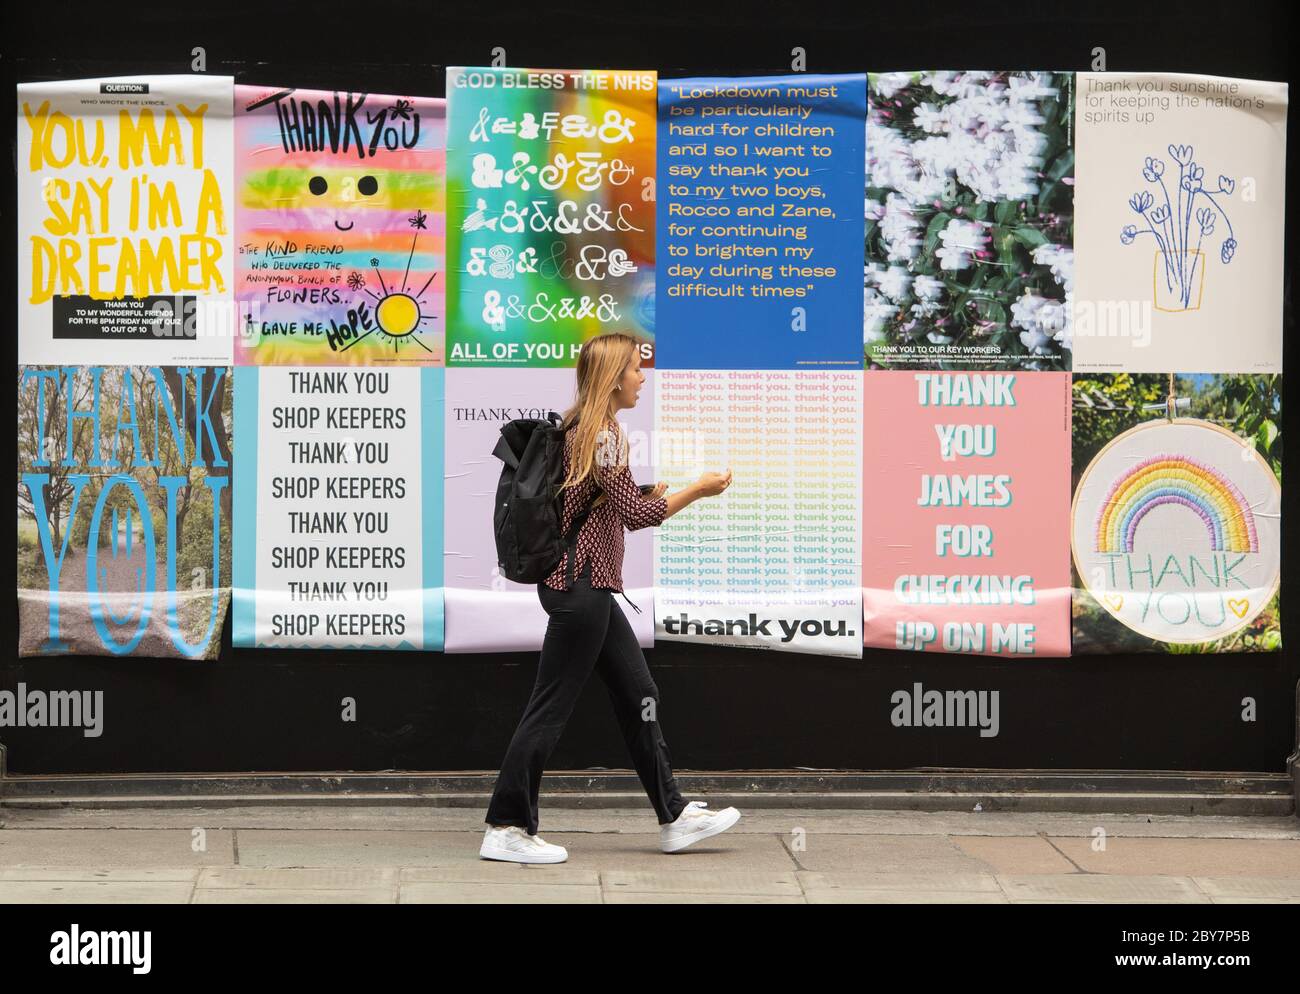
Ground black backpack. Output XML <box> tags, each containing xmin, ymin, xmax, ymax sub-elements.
<box><xmin>491</xmin><ymin>412</ymin><xmax>599</xmax><ymax>586</ymax></box>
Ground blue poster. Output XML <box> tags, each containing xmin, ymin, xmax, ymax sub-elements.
<box><xmin>656</xmin><ymin>74</ymin><xmax>866</xmax><ymax>369</ymax></box>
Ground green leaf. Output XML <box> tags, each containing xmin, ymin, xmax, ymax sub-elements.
<box><xmin>1012</xmin><ymin>226</ymin><xmax>1049</xmax><ymax>250</ymax></box>
<box><xmin>923</xmin><ymin>212</ymin><xmax>952</xmax><ymax>256</ymax></box>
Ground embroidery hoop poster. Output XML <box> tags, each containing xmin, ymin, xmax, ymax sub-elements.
<box><xmin>446</xmin><ymin>67</ymin><xmax>657</xmax><ymax>367</ymax></box>
<box><xmin>234</xmin><ymin>86</ymin><xmax>446</xmax><ymax>366</ymax></box>
<box><xmin>1074</xmin><ymin>72</ymin><xmax>1286</xmax><ymax>373</ymax></box>
<box><xmin>1071</xmin><ymin>415</ymin><xmax>1281</xmax><ymax>646</ymax></box>
<box><xmin>18</xmin><ymin>75</ymin><xmax>234</xmax><ymax>365</ymax></box>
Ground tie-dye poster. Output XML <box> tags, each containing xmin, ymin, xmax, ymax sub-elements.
<box><xmin>446</xmin><ymin>67</ymin><xmax>656</xmax><ymax>367</ymax></box>
<box><xmin>234</xmin><ymin>87</ymin><xmax>446</xmax><ymax>366</ymax></box>
<box><xmin>17</xmin><ymin>75</ymin><xmax>234</xmax><ymax>366</ymax></box>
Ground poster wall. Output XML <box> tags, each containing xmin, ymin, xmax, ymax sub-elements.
<box><xmin>863</xmin><ymin>71</ymin><xmax>1075</xmax><ymax>372</ymax></box>
<box><xmin>862</xmin><ymin>371</ymin><xmax>1073</xmax><ymax>656</ymax></box>
<box><xmin>234</xmin><ymin>86</ymin><xmax>446</xmax><ymax>367</ymax></box>
<box><xmin>17</xmin><ymin>365</ymin><xmax>232</xmax><ymax>658</ymax></box>
<box><xmin>232</xmin><ymin>366</ymin><xmax>444</xmax><ymax>649</ymax></box>
<box><xmin>1073</xmin><ymin>74</ymin><xmax>1286</xmax><ymax>373</ymax></box>
<box><xmin>443</xmin><ymin>367</ymin><xmax>656</xmax><ymax>651</ymax></box>
<box><xmin>445</xmin><ymin>67</ymin><xmax>657</xmax><ymax>367</ymax></box>
<box><xmin>654</xmin><ymin>370</ymin><xmax>862</xmax><ymax>657</ymax></box>
<box><xmin>656</xmin><ymin>74</ymin><xmax>866</xmax><ymax>369</ymax></box>
<box><xmin>1070</xmin><ymin>373</ymin><xmax>1282</xmax><ymax>653</ymax></box>
<box><xmin>18</xmin><ymin>75</ymin><xmax>235</xmax><ymax>366</ymax></box>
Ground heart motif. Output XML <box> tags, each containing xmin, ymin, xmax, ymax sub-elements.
<box><xmin>1228</xmin><ymin>598</ymin><xmax>1250</xmax><ymax>619</ymax></box>
<box><xmin>1103</xmin><ymin>593</ymin><xmax>1124</xmax><ymax>611</ymax></box>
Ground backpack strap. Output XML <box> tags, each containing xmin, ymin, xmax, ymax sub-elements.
<box><xmin>562</xmin><ymin>488</ymin><xmax>601</xmax><ymax>588</ymax></box>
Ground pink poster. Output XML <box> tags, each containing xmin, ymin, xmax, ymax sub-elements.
<box><xmin>862</xmin><ymin>371</ymin><xmax>1072</xmax><ymax>656</ymax></box>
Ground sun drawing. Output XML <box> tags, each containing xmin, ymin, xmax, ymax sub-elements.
<box><xmin>345</xmin><ymin>210</ymin><xmax>438</xmax><ymax>354</ymax></box>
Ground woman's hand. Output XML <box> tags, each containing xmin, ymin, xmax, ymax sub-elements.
<box><xmin>646</xmin><ymin>481</ymin><xmax>669</xmax><ymax>500</ymax></box>
<box><xmin>695</xmin><ymin>468</ymin><xmax>733</xmax><ymax>497</ymax></box>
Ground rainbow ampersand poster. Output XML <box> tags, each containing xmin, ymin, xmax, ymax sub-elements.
<box><xmin>234</xmin><ymin>86</ymin><xmax>446</xmax><ymax>366</ymax></box>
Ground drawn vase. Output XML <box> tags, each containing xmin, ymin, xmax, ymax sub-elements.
<box><xmin>1154</xmin><ymin>249</ymin><xmax>1205</xmax><ymax>312</ymax></box>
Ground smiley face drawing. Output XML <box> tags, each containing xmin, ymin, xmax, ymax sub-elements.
<box><xmin>307</xmin><ymin>172</ymin><xmax>380</xmax><ymax>231</ymax></box>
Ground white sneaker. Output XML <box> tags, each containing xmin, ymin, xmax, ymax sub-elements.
<box><xmin>479</xmin><ymin>825</ymin><xmax>568</xmax><ymax>864</ymax></box>
<box><xmin>660</xmin><ymin>800</ymin><xmax>741</xmax><ymax>853</ymax></box>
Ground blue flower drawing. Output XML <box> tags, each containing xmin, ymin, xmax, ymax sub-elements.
<box><xmin>1119</xmin><ymin>143</ymin><xmax>1238</xmax><ymax>310</ymax></box>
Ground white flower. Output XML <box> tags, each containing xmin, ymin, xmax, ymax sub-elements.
<box><xmin>913</xmin><ymin>102</ymin><xmax>947</xmax><ymax>133</ymax></box>
<box><xmin>1032</xmin><ymin>244</ymin><xmax>1075</xmax><ymax>293</ymax></box>
<box><xmin>872</xmin><ymin>72</ymin><xmax>913</xmax><ymax>100</ymax></box>
<box><xmin>879</xmin><ymin>193</ymin><xmax>921</xmax><ymax>263</ymax></box>
<box><xmin>877</xmin><ymin>265</ymin><xmax>913</xmax><ymax>303</ymax></box>
<box><xmin>936</xmin><ymin>218</ymin><xmax>988</xmax><ymax>270</ymax></box>
<box><xmin>913</xmin><ymin>274</ymin><xmax>945</xmax><ymax>301</ymax></box>
<box><xmin>864</xmin><ymin>287</ymin><xmax>894</xmax><ymax>342</ymax></box>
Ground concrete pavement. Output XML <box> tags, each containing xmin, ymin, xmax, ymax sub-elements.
<box><xmin>1</xmin><ymin>804</ymin><xmax>1298</xmax><ymax>903</ymax></box>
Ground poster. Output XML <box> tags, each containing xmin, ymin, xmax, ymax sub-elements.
<box><xmin>1074</xmin><ymin>73</ymin><xmax>1285</xmax><ymax>374</ymax></box>
<box><xmin>445</xmin><ymin>67</ymin><xmax>657</xmax><ymax>367</ymax></box>
<box><xmin>443</xmin><ymin>368</ymin><xmax>656</xmax><ymax>651</ymax></box>
<box><xmin>654</xmin><ymin>370</ymin><xmax>862</xmax><ymax>657</ymax></box>
<box><xmin>17</xmin><ymin>366</ymin><xmax>232</xmax><ymax>658</ymax></box>
<box><xmin>18</xmin><ymin>75</ymin><xmax>235</xmax><ymax>365</ymax></box>
<box><xmin>232</xmin><ymin>366</ymin><xmax>443</xmax><ymax>649</ymax></box>
<box><xmin>234</xmin><ymin>86</ymin><xmax>446</xmax><ymax>366</ymax></box>
<box><xmin>1071</xmin><ymin>373</ymin><xmax>1281</xmax><ymax>652</ymax></box>
<box><xmin>862</xmin><ymin>371</ymin><xmax>1072</xmax><ymax>656</ymax></box>
<box><xmin>656</xmin><ymin>74</ymin><xmax>866</xmax><ymax>369</ymax></box>
<box><xmin>863</xmin><ymin>71</ymin><xmax>1075</xmax><ymax>372</ymax></box>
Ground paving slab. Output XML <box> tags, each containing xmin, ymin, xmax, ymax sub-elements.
<box><xmin>0</xmin><ymin>867</ymin><xmax>198</xmax><ymax>882</ymax></box>
<box><xmin>1191</xmin><ymin>876</ymin><xmax>1300</xmax><ymax>900</ymax></box>
<box><xmin>950</xmin><ymin>836</ymin><xmax>1078</xmax><ymax>874</ymax></box>
<box><xmin>602</xmin><ymin>870</ymin><xmax>802</xmax><ymax>896</ymax></box>
<box><xmin>197</xmin><ymin>867</ymin><xmax>398</xmax><ymax>890</ymax></box>
<box><xmin>399</xmin><ymin>882</ymin><xmax>601</xmax><ymax>903</ymax></box>
<box><xmin>194</xmin><ymin>888</ymin><xmax>395</xmax><ymax>904</ymax></box>
<box><xmin>998</xmin><ymin>874</ymin><xmax>1208</xmax><ymax>903</ymax></box>
<box><xmin>785</xmin><ymin>834</ymin><xmax>992</xmax><ymax>874</ymax></box>
<box><xmin>806</xmin><ymin>889</ymin><xmax>1009</xmax><ymax>904</ymax></box>
<box><xmin>1049</xmin><ymin>837</ymin><xmax>1300</xmax><ymax>877</ymax></box>
<box><xmin>232</xmin><ymin>830</ymin><xmax>477</xmax><ymax>868</ymax></box>
<box><xmin>605</xmin><ymin>892</ymin><xmax>806</xmax><ymax>904</ymax></box>
<box><xmin>0</xmin><ymin>880</ymin><xmax>195</xmax><ymax>903</ymax></box>
<box><xmin>797</xmin><ymin>871</ymin><xmax>1001</xmax><ymax>893</ymax></box>
<box><xmin>0</xmin><ymin>830</ymin><xmax>233</xmax><ymax>868</ymax></box>
<box><xmin>401</xmin><ymin>865</ymin><xmax>602</xmax><ymax>885</ymax></box>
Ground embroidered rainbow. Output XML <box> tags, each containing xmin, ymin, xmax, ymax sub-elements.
<box><xmin>1094</xmin><ymin>454</ymin><xmax>1258</xmax><ymax>554</ymax></box>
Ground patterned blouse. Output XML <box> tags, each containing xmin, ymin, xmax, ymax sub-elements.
<box><xmin>541</xmin><ymin>417</ymin><xmax>668</xmax><ymax>601</ymax></box>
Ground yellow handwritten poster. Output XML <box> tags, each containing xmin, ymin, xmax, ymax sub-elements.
<box><xmin>18</xmin><ymin>75</ymin><xmax>235</xmax><ymax>365</ymax></box>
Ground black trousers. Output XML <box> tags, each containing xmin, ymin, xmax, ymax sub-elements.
<box><xmin>485</xmin><ymin>560</ymin><xmax>688</xmax><ymax>836</ymax></box>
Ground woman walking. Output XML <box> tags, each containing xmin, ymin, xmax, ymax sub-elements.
<box><xmin>480</xmin><ymin>332</ymin><xmax>737</xmax><ymax>863</ymax></box>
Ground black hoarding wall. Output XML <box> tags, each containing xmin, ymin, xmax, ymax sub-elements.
<box><xmin>1</xmin><ymin>0</ymin><xmax>1296</xmax><ymax>777</ymax></box>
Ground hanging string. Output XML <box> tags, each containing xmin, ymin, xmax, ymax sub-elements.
<box><xmin>1166</xmin><ymin>372</ymin><xmax>1176</xmax><ymax>422</ymax></box>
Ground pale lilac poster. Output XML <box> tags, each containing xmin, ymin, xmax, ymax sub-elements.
<box><xmin>862</xmin><ymin>371</ymin><xmax>1072</xmax><ymax>656</ymax></box>
<box><xmin>443</xmin><ymin>368</ymin><xmax>656</xmax><ymax>652</ymax></box>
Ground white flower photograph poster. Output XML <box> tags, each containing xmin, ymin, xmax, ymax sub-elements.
<box><xmin>1074</xmin><ymin>72</ymin><xmax>1286</xmax><ymax>374</ymax></box>
<box><xmin>864</xmin><ymin>71</ymin><xmax>1075</xmax><ymax>372</ymax></box>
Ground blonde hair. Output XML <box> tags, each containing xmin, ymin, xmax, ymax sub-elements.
<box><xmin>559</xmin><ymin>332</ymin><xmax>645</xmax><ymax>496</ymax></box>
